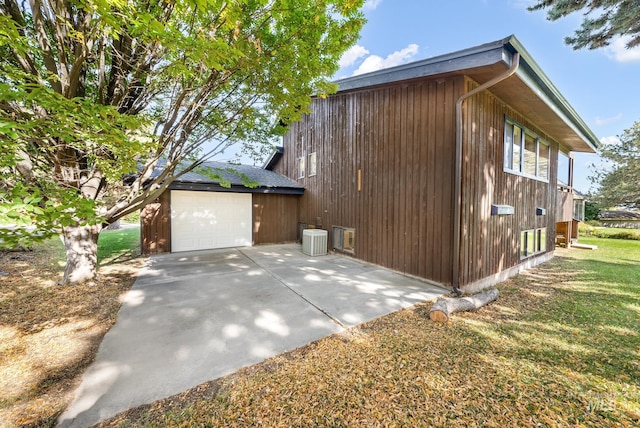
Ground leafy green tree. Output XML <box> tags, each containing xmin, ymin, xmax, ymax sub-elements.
<box><xmin>529</xmin><ymin>0</ymin><xmax>640</xmax><ymax>50</ymax></box>
<box><xmin>583</xmin><ymin>200</ymin><xmax>603</xmax><ymax>221</ymax></box>
<box><xmin>0</xmin><ymin>0</ymin><xmax>364</xmax><ymax>284</ymax></box>
<box><xmin>590</xmin><ymin>121</ymin><xmax>640</xmax><ymax>208</ymax></box>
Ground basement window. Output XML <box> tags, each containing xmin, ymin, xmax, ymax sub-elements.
<box><xmin>332</xmin><ymin>226</ymin><xmax>355</xmax><ymax>254</ymax></box>
<box><xmin>520</xmin><ymin>228</ymin><xmax>546</xmax><ymax>259</ymax></box>
<box><xmin>504</xmin><ymin>118</ymin><xmax>549</xmax><ymax>181</ymax></box>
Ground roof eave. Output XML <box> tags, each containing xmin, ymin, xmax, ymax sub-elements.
<box><xmin>504</xmin><ymin>36</ymin><xmax>600</xmax><ymax>153</ymax></box>
<box><xmin>335</xmin><ymin>37</ymin><xmax>509</xmax><ymax>92</ymax></box>
<box><xmin>332</xmin><ymin>35</ymin><xmax>600</xmax><ymax>154</ymax></box>
<box><xmin>168</xmin><ymin>181</ymin><xmax>304</xmax><ymax>195</ymax></box>
<box><xmin>262</xmin><ymin>146</ymin><xmax>284</xmax><ymax>170</ymax></box>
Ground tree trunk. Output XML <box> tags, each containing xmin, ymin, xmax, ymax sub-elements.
<box><xmin>60</xmin><ymin>224</ymin><xmax>102</xmax><ymax>285</ymax></box>
<box><xmin>429</xmin><ymin>289</ymin><xmax>499</xmax><ymax>322</ymax></box>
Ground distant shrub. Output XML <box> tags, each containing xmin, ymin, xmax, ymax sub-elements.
<box><xmin>580</xmin><ymin>226</ymin><xmax>640</xmax><ymax>241</ymax></box>
<box><xmin>599</xmin><ymin>230</ymin><xmax>640</xmax><ymax>240</ymax></box>
<box><xmin>578</xmin><ymin>223</ymin><xmax>597</xmax><ymax>235</ymax></box>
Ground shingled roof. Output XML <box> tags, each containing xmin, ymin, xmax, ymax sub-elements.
<box><xmin>599</xmin><ymin>210</ymin><xmax>640</xmax><ymax>221</ymax></box>
<box><xmin>158</xmin><ymin>160</ymin><xmax>304</xmax><ymax>195</ymax></box>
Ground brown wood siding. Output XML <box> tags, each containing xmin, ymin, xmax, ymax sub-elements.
<box><xmin>459</xmin><ymin>77</ymin><xmax>560</xmax><ymax>286</ymax></box>
<box><xmin>556</xmin><ymin>190</ymin><xmax>574</xmax><ymax>222</ymax></box>
<box><xmin>252</xmin><ymin>193</ymin><xmax>300</xmax><ymax>244</ymax></box>
<box><xmin>279</xmin><ymin>76</ymin><xmax>465</xmax><ymax>285</ymax></box>
<box><xmin>141</xmin><ymin>190</ymin><xmax>171</xmax><ymax>254</ymax></box>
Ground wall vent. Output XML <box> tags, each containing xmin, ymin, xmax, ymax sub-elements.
<box><xmin>302</xmin><ymin>229</ymin><xmax>328</xmax><ymax>256</ymax></box>
<box><xmin>491</xmin><ymin>204</ymin><xmax>514</xmax><ymax>216</ymax></box>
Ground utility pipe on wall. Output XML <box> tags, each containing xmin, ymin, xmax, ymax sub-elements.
<box><xmin>452</xmin><ymin>52</ymin><xmax>520</xmax><ymax>295</ymax></box>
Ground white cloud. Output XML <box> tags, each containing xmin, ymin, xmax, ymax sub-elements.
<box><xmin>600</xmin><ymin>135</ymin><xmax>620</xmax><ymax>145</ymax></box>
<box><xmin>607</xmin><ymin>36</ymin><xmax>640</xmax><ymax>62</ymax></box>
<box><xmin>363</xmin><ymin>0</ymin><xmax>383</xmax><ymax>10</ymax></box>
<box><xmin>339</xmin><ymin>45</ymin><xmax>370</xmax><ymax>68</ymax></box>
<box><xmin>594</xmin><ymin>113</ymin><xmax>623</xmax><ymax>126</ymax></box>
<box><xmin>353</xmin><ymin>43</ymin><xmax>419</xmax><ymax>76</ymax></box>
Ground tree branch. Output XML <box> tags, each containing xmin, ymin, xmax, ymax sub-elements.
<box><xmin>29</xmin><ymin>0</ymin><xmax>63</xmax><ymax>93</ymax></box>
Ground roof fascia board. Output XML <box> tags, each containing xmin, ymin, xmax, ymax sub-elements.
<box><xmin>332</xmin><ymin>35</ymin><xmax>600</xmax><ymax>153</ymax></box>
<box><xmin>262</xmin><ymin>146</ymin><xmax>284</xmax><ymax>170</ymax></box>
<box><xmin>505</xmin><ymin>36</ymin><xmax>600</xmax><ymax>152</ymax></box>
<box><xmin>335</xmin><ymin>39</ymin><xmax>507</xmax><ymax>92</ymax></box>
<box><xmin>168</xmin><ymin>182</ymin><xmax>304</xmax><ymax>195</ymax></box>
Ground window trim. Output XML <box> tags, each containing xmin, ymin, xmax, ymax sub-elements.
<box><xmin>504</xmin><ymin>117</ymin><xmax>550</xmax><ymax>183</ymax></box>
<box><xmin>308</xmin><ymin>152</ymin><xmax>317</xmax><ymax>177</ymax></box>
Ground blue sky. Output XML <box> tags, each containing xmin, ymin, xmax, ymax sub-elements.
<box><xmin>220</xmin><ymin>1</ymin><xmax>640</xmax><ymax>193</ymax></box>
<box><xmin>336</xmin><ymin>0</ymin><xmax>640</xmax><ymax>193</ymax></box>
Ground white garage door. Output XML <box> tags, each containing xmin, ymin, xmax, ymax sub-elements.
<box><xmin>171</xmin><ymin>191</ymin><xmax>252</xmax><ymax>252</ymax></box>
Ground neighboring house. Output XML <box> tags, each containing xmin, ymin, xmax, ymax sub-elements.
<box><xmin>599</xmin><ymin>210</ymin><xmax>640</xmax><ymax>229</ymax></box>
<box><xmin>268</xmin><ymin>35</ymin><xmax>599</xmax><ymax>293</ymax></box>
<box><xmin>141</xmin><ymin>161</ymin><xmax>303</xmax><ymax>254</ymax></box>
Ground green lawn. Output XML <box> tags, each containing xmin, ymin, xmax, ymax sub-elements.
<box><xmin>97</xmin><ymin>227</ymin><xmax>140</xmax><ymax>265</ymax></box>
<box><xmin>1</xmin><ymin>226</ymin><xmax>142</xmax><ymax>427</ymax></box>
<box><xmin>39</xmin><ymin>226</ymin><xmax>140</xmax><ymax>268</ymax></box>
<box><xmin>98</xmin><ymin>236</ymin><xmax>640</xmax><ymax>427</ymax></box>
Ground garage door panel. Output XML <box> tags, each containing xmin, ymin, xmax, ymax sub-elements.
<box><xmin>171</xmin><ymin>191</ymin><xmax>252</xmax><ymax>252</ymax></box>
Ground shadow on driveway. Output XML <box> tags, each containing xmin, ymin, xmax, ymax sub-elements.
<box><xmin>58</xmin><ymin>244</ymin><xmax>447</xmax><ymax>427</ymax></box>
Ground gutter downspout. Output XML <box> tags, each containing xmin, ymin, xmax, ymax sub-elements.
<box><xmin>452</xmin><ymin>52</ymin><xmax>520</xmax><ymax>296</ymax></box>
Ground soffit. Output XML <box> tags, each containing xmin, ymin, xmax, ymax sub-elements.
<box><xmin>465</xmin><ymin>64</ymin><xmax>596</xmax><ymax>153</ymax></box>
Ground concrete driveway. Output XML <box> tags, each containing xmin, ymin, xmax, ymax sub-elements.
<box><xmin>58</xmin><ymin>244</ymin><xmax>447</xmax><ymax>427</ymax></box>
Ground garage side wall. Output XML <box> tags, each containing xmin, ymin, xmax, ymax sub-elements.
<box><xmin>252</xmin><ymin>193</ymin><xmax>300</xmax><ymax>245</ymax></box>
<box><xmin>141</xmin><ymin>190</ymin><xmax>171</xmax><ymax>255</ymax></box>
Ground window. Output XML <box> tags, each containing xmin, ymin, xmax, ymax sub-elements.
<box><xmin>332</xmin><ymin>226</ymin><xmax>355</xmax><ymax>254</ymax></box>
<box><xmin>308</xmin><ymin>152</ymin><xmax>317</xmax><ymax>177</ymax></box>
<box><xmin>297</xmin><ymin>156</ymin><xmax>305</xmax><ymax>179</ymax></box>
<box><xmin>523</xmin><ymin>133</ymin><xmax>537</xmax><ymax>176</ymax></box>
<box><xmin>558</xmin><ymin>151</ymin><xmax>571</xmax><ymax>186</ymax></box>
<box><xmin>504</xmin><ymin>118</ymin><xmax>549</xmax><ymax>181</ymax></box>
<box><xmin>539</xmin><ymin>228</ymin><xmax>547</xmax><ymax>252</ymax></box>
<box><xmin>513</xmin><ymin>125</ymin><xmax>522</xmax><ymax>172</ymax></box>
<box><xmin>538</xmin><ymin>141</ymin><xmax>549</xmax><ymax>179</ymax></box>
<box><xmin>520</xmin><ymin>228</ymin><xmax>547</xmax><ymax>259</ymax></box>
<box><xmin>343</xmin><ymin>229</ymin><xmax>355</xmax><ymax>252</ymax></box>
<box><xmin>573</xmin><ymin>199</ymin><xmax>585</xmax><ymax>221</ymax></box>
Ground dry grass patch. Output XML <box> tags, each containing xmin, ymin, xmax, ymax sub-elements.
<box><xmin>0</xmin><ymin>239</ymin><xmax>142</xmax><ymax>427</ymax></box>
<box><xmin>99</xmin><ymin>242</ymin><xmax>640</xmax><ymax>427</ymax></box>
<box><xmin>3</xmin><ymin>236</ymin><xmax>638</xmax><ymax>427</ymax></box>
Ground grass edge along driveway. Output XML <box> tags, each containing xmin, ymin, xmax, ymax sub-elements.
<box><xmin>99</xmin><ymin>236</ymin><xmax>640</xmax><ymax>428</ymax></box>
<box><xmin>0</xmin><ymin>227</ymin><xmax>142</xmax><ymax>428</ymax></box>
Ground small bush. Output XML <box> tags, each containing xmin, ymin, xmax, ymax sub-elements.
<box><xmin>579</xmin><ymin>225</ymin><xmax>640</xmax><ymax>241</ymax></box>
<box><xmin>599</xmin><ymin>230</ymin><xmax>640</xmax><ymax>240</ymax></box>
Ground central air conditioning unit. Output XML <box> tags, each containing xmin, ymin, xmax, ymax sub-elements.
<box><xmin>302</xmin><ymin>229</ymin><xmax>328</xmax><ymax>256</ymax></box>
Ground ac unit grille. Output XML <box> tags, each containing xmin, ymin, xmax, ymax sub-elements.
<box><xmin>302</xmin><ymin>229</ymin><xmax>328</xmax><ymax>256</ymax></box>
